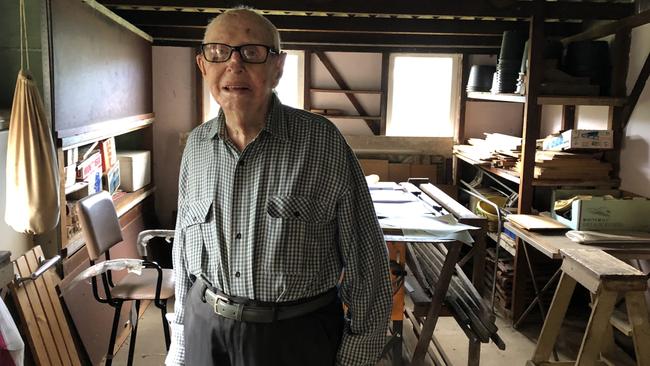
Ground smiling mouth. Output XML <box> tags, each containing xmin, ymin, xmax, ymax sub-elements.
<box><xmin>223</xmin><ymin>85</ymin><xmax>250</xmax><ymax>91</ymax></box>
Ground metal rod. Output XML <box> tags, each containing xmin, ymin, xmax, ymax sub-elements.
<box><xmin>13</xmin><ymin>255</ymin><xmax>61</xmax><ymax>286</ymax></box>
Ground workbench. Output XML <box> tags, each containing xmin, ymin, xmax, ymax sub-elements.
<box><xmin>504</xmin><ymin>221</ymin><xmax>650</xmax><ymax>331</ymax></box>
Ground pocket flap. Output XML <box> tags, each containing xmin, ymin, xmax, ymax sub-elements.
<box><xmin>267</xmin><ymin>195</ymin><xmax>324</xmax><ymax>222</ymax></box>
<box><xmin>181</xmin><ymin>199</ymin><xmax>213</xmax><ymax>227</ymax></box>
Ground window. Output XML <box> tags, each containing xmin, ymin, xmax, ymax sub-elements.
<box><xmin>202</xmin><ymin>50</ymin><xmax>304</xmax><ymax>121</ymax></box>
<box><xmin>386</xmin><ymin>54</ymin><xmax>461</xmax><ymax>137</ymax></box>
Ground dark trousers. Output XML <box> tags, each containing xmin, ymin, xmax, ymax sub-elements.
<box><xmin>184</xmin><ymin>281</ymin><xmax>344</xmax><ymax>366</ymax></box>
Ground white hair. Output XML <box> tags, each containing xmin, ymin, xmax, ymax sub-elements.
<box><xmin>202</xmin><ymin>7</ymin><xmax>281</xmax><ymax>51</ymax></box>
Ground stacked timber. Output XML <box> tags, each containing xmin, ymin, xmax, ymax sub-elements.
<box><xmin>453</xmin><ymin>133</ymin><xmax>522</xmax><ymax>167</ymax></box>
<box><xmin>515</xmin><ymin>151</ymin><xmax>611</xmax><ymax>180</ymax></box>
<box><xmin>408</xmin><ymin>243</ymin><xmax>505</xmax><ymax>349</ymax></box>
<box><xmin>484</xmin><ymin>248</ymin><xmax>515</xmax><ymax>318</ymax></box>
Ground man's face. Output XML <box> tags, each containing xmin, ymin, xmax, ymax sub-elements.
<box><xmin>197</xmin><ymin>12</ymin><xmax>285</xmax><ymax>115</ymax></box>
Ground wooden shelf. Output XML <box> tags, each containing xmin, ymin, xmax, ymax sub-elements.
<box><xmin>310</xmin><ymin>88</ymin><xmax>383</xmax><ymax>95</ymax></box>
<box><xmin>467</xmin><ymin>92</ymin><xmax>626</xmax><ymax>106</ymax></box>
<box><xmin>455</xmin><ymin>152</ymin><xmax>620</xmax><ymax>187</ymax></box>
<box><xmin>321</xmin><ymin>115</ymin><xmax>382</xmax><ymax>120</ymax></box>
<box><xmin>58</xmin><ymin>113</ymin><xmax>154</xmax><ymax>150</ymax></box>
<box><xmin>114</xmin><ymin>184</ymin><xmax>156</xmax><ymax>218</ymax></box>
<box><xmin>487</xmin><ymin>231</ymin><xmax>517</xmax><ymax>257</ymax></box>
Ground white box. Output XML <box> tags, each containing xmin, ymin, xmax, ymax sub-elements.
<box><xmin>117</xmin><ymin>150</ymin><xmax>151</xmax><ymax>192</ymax></box>
<box><xmin>542</xmin><ymin>129</ymin><xmax>613</xmax><ymax>151</ymax></box>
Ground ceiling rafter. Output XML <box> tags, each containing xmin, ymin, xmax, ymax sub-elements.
<box><xmin>98</xmin><ymin>0</ymin><xmax>634</xmax><ymax>20</ymax></box>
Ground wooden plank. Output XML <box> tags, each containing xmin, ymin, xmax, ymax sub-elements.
<box><xmin>625</xmin><ymin>291</ymin><xmax>650</xmax><ymax>366</ymax></box>
<box><xmin>14</xmin><ymin>255</ymin><xmax>62</xmax><ymax>366</ymax></box>
<box><xmin>380</xmin><ymin>52</ymin><xmax>389</xmax><ymax>136</ymax></box>
<box><xmin>388</xmin><ymin>242</ymin><xmax>406</xmax><ymax>321</ymax></box>
<box><xmin>537</xmin><ymin>96</ymin><xmax>626</xmax><ymax>106</ymax></box>
<box><xmin>310</xmin><ymin>88</ymin><xmax>382</xmax><ymax>94</ymax></box>
<box><xmin>561</xmin><ymin>9</ymin><xmax>650</xmax><ymax>44</ymax></box>
<box><xmin>10</xmin><ymin>261</ymin><xmax>51</xmax><ymax>366</ymax></box>
<box><xmin>622</xmin><ymin>50</ymin><xmax>650</xmax><ymax>129</ymax></box>
<box><xmin>36</xmin><ymin>247</ymin><xmax>82</xmax><ymax>366</ymax></box>
<box><xmin>530</xmin><ymin>273</ymin><xmax>577</xmax><ymax>363</ymax></box>
<box><xmin>411</xmin><ymin>242</ymin><xmax>462</xmax><ymax>365</ymax></box>
<box><xmin>303</xmin><ymin>50</ymin><xmax>311</xmax><ymax>111</ymax></box>
<box><xmin>560</xmin><ymin>248</ymin><xmax>646</xmax><ymax>293</ymax></box>
<box><xmin>518</xmin><ymin>2</ymin><xmax>544</xmax><ymax>216</ymax></box>
<box><xmin>24</xmin><ymin>249</ymin><xmax>70</xmax><ymax>365</ymax></box>
<box><xmin>100</xmin><ymin>0</ymin><xmax>634</xmax><ymax>20</ymax></box>
<box><xmin>576</xmin><ymin>289</ymin><xmax>618</xmax><ymax>366</ymax></box>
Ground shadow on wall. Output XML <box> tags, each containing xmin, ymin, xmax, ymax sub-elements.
<box><xmin>620</xmin><ymin>135</ymin><xmax>650</xmax><ymax>195</ymax></box>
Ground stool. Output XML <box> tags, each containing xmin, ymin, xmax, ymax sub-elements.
<box><xmin>528</xmin><ymin>248</ymin><xmax>650</xmax><ymax>366</ymax></box>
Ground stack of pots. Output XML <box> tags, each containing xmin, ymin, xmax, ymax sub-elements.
<box><xmin>467</xmin><ymin>65</ymin><xmax>497</xmax><ymax>92</ymax></box>
<box><xmin>564</xmin><ymin>41</ymin><xmax>611</xmax><ymax>95</ymax></box>
<box><xmin>492</xmin><ymin>30</ymin><xmax>527</xmax><ymax>94</ymax></box>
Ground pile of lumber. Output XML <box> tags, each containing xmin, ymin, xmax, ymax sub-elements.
<box><xmin>453</xmin><ymin>133</ymin><xmax>521</xmax><ymax>167</ymax></box>
<box><xmin>408</xmin><ymin>243</ymin><xmax>505</xmax><ymax>349</ymax></box>
<box><xmin>515</xmin><ymin>151</ymin><xmax>611</xmax><ymax>180</ymax></box>
<box><xmin>484</xmin><ymin>248</ymin><xmax>514</xmax><ymax>318</ymax></box>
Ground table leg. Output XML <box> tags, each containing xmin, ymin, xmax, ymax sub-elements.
<box><xmin>625</xmin><ymin>291</ymin><xmax>650</xmax><ymax>366</ymax></box>
<box><xmin>576</xmin><ymin>289</ymin><xmax>617</xmax><ymax>366</ymax></box>
<box><xmin>531</xmin><ymin>272</ymin><xmax>576</xmax><ymax>363</ymax></box>
<box><xmin>388</xmin><ymin>241</ymin><xmax>405</xmax><ymax>366</ymax></box>
<box><xmin>412</xmin><ymin>242</ymin><xmax>463</xmax><ymax>365</ymax></box>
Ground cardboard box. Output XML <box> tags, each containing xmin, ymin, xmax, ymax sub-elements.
<box><xmin>99</xmin><ymin>137</ymin><xmax>117</xmax><ymax>172</ymax></box>
<box><xmin>76</xmin><ymin>151</ymin><xmax>102</xmax><ymax>180</ymax></box>
<box><xmin>102</xmin><ymin>160</ymin><xmax>120</xmax><ymax>195</ymax></box>
<box><xmin>551</xmin><ymin>189</ymin><xmax>650</xmax><ymax>230</ymax></box>
<box><xmin>117</xmin><ymin>150</ymin><xmax>151</xmax><ymax>192</ymax></box>
<box><xmin>358</xmin><ymin>159</ymin><xmax>389</xmax><ymax>181</ymax></box>
<box><xmin>410</xmin><ymin>164</ymin><xmax>437</xmax><ymax>184</ymax></box>
<box><xmin>388</xmin><ymin>163</ymin><xmax>410</xmax><ymax>183</ymax></box>
<box><xmin>542</xmin><ymin>129</ymin><xmax>613</xmax><ymax>151</ymax></box>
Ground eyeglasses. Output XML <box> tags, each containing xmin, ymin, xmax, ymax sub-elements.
<box><xmin>200</xmin><ymin>43</ymin><xmax>279</xmax><ymax>64</ymax></box>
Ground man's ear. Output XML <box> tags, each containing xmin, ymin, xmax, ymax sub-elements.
<box><xmin>196</xmin><ymin>54</ymin><xmax>207</xmax><ymax>75</ymax></box>
<box><xmin>272</xmin><ymin>52</ymin><xmax>287</xmax><ymax>88</ymax></box>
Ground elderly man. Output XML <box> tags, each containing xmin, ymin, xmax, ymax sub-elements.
<box><xmin>168</xmin><ymin>8</ymin><xmax>392</xmax><ymax>366</ymax></box>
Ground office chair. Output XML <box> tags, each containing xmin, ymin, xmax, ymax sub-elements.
<box><xmin>77</xmin><ymin>191</ymin><xmax>175</xmax><ymax>366</ymax></box>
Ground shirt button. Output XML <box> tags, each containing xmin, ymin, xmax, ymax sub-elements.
<box><xmin>235</xmin><ymin>271</ymin><xmax>241</xmax><ymax>278</ymax></box>
<box><xmin>235</xmin><ymin>233</ymin><xmax>241</xmax><ymax>239</ymax></box>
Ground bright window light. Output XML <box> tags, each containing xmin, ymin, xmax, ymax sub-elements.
<box><xmin>203</xmin><ymin>50</ymin><xmax>304</xmax><ymax>121</ymax></box>
<box><xmin>386</xmin><ymin>54</ymin><xmax>460</xmax><ymax>137</ymax></box>
<box><xmin>275</xmin><ymin>50</ymin><xmax>304</xmax><ymax>109</ymax></box>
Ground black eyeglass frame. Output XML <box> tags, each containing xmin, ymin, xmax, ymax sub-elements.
<box><xmin>200</xmin><ymin>43</ymin><xmax>280</xmax><ymax>64</ymax></box>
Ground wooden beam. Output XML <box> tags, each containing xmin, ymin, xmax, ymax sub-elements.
<box><xmin>114</xmin><ymin>9</ymin><xmax>582</xmax><ymax>37</ymax></box>
<box><xmin>153</xmin><ymin>39</ymin><xmax>500</xmax><ymax>54</ymax></box>
<box><xmin>313</xmin><ymin>51</ymin><xmax>378</xmax><ymax>134</ymax></box>
<box><xmin>138</xmin><ymin>25</ymin><xmax>502</xmax><ymax>48</ymax></box>
<box><xmin>303</xmin><ymin>50</ymin><xmax>312</xmax><ymax>111</ymax></box>
<box><xmin>379</xmin><ymin>52</ymin><xmax>389</xmax><ymax>136</ymax></box>
<box><xmin>562</xmin><ymin>9</ymin><xmax>650</xmax><ymax>44</ymax></box>
<box><xmin>99</xmin><ymin>0</ymin><xmax>633</xmax><ymax>20</ymax></box>
<box><xmin>622</xmin><ymin>50</ymin><xmax>650</xmax><ymax>129</ymax></box>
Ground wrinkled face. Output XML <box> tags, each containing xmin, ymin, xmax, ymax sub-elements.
<box><xmin>197</xmin><ymin>12</ymin><xmax>285</xmax><ymax>115</ymax></box>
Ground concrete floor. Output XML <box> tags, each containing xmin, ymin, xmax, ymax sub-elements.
<box><xmin>112</xmin><ymin>299</ymin><xmax>632</xmax><ymax>366</ymax></box>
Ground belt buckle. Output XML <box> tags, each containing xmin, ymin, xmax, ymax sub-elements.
<box><xmin>213</xmin><ymin>294</ymin><xmax>244</xmax><ymax>321</ymax></box>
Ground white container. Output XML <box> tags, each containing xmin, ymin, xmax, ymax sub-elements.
<box><xmin>117</xmin><ymin>150</ymin><xmax>151</xmax><ymax>192</ymax></box>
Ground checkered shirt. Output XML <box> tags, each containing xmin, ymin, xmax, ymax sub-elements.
<box><xmin>171</xmin><ymin>94</ymin><xmax>392</xmax><ymax>365</ymax></box>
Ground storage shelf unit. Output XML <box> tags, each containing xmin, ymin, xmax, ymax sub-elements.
<box><xmin>310</xmin><ymin>88</ymin><xmax>383</xmax><ymax>95</ymax></box>
<box><xmin>467</xmin><ymin>92</ymin><xmax>626</xmax><ymax>106</ymax></box>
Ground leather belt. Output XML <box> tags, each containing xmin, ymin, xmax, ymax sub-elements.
<box><xmin>203</xmin><ymin>287</ymin><xmax>337</xmax><ymax>323</ymax></box>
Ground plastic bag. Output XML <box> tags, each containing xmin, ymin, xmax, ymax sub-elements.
<box><xmin>0</xmin><ymin>297</ymin><xmax>24</xmax><ymax>366</ymax></box>
<box><xmin>58</xmin><ymin>259</ymin><xmax>144</xmax><ymax>297</ymax></box>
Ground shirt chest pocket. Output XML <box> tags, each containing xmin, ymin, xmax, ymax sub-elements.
<box><xmin>263</xmin><ymin>195</ymin><xmax>336</xmax><ymax>276</ymax></box>
<box><xmin>180</xmin><ymin>199</ymin><xmax>215</xmax><ymax>274</ymax></box>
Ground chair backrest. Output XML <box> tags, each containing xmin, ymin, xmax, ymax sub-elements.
<box><xmin>77</xmin><ymin>191</ymin><xmax>123</xmax><ymax>261</ymax></box>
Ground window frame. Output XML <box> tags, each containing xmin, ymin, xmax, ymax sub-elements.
<box><xmin>385</xmin><ymin>53</ymin><xmax>462</xmax><ymax>137</ymax></box>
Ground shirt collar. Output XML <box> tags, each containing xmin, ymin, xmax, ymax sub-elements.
<box><xmin>205</xmin><ymin>93</ymin><xmax>289</xmax><ymax>142</ymax></box>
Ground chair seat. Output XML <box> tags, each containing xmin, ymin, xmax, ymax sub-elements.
<box><xmin>111</xmin><ymin>268</ymin><xmax>175</xmax><ymax>300</ymax></box>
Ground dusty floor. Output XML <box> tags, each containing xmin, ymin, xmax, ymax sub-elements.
<box><xmin>112</xmin><ymin>299</ymin><xmax>634</xmax><ymax>365</ymax></box>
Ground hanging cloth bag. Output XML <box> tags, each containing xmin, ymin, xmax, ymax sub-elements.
<box><xmin>4</xmin><ymin>0</ymin><xmax>60</xmax><ymax>234</ymax></box>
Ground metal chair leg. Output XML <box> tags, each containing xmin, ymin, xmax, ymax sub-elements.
<box><xmin>105</xmin><ymin>302</ymin><xmax>123</xmax><ymax>366</ymax></box>
<box><xmin>159</xmin><ymin>301</ymin><xmax>171</xmax><ymax>350</ymax></box>
<box><xmin>127</xmin><ymin>300</ymin><xmax>141</xmax><ymax>366</ymax></box>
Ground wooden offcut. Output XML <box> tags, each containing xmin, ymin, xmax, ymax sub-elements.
<box><xmin>9</xmin><ymin>246</ymin><xmax>81</xmax><ymax>366</ymax></box>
